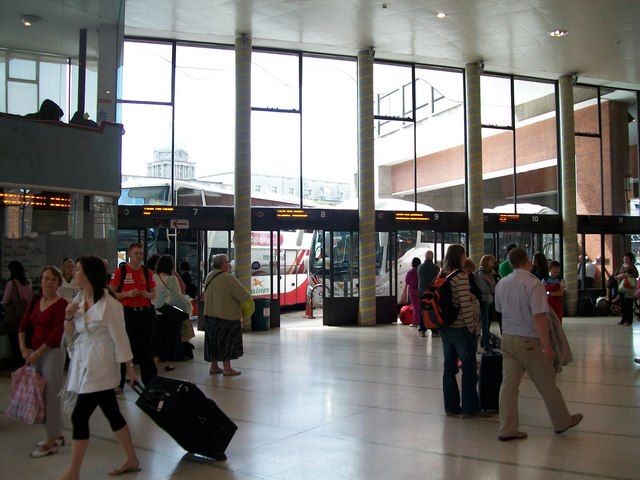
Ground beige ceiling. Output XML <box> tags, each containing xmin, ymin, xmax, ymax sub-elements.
<box><xmin>2</xmin><ymin>1</ymin><xmax>639</xmax><ymax>90</ymax></box>
<box><xmin>124</xmin><ymin>0</ymin><xmax>640</xmax><ymax>89</ymax></box>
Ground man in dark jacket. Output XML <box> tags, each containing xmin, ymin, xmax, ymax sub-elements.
<box><xmin>417</xmin><ymin>250</ymin><xmax>441</xmax><ymax>337</ymax></box>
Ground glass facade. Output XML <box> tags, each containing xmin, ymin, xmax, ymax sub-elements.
<box><xmin>374</xmin><ymin>63</ymin><xmax>466</xmax><ymax>211</ymax></box>
<box><xmin>481</xmin><ymin>74</ymin><xmax>559</xmax><ymax>214</ymax></box>
<box><xmin>0</xmin><ymin>49</ymin><xmax>97</xmax><ymax>122</ymax></box>
<box><xmin>574</xmin><ymin>85</ymin><xmax>639</xmax><ymax>216</ymax></box>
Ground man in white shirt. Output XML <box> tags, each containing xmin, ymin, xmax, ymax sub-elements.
<box><xmin>494</xmin><ymin>248</ymin><xmax>583</xmax><ymax>441</ymax></box>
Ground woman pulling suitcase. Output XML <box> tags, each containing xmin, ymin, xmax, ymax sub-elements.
<box><xmin>58</xmin><ymin>256</ymin><xmax>140</xmax><ymax>480</ymax></box>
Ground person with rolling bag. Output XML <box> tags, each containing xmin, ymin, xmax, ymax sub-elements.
<box><xmin>58</xmin><ymin>256</ymin><xmax>140</xmax><ymax>479</ymax></box>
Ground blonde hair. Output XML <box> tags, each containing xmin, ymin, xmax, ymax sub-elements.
<box><xmin>463</xmin><ymin>258</ymin><xmax>477</xmax><ymax>273</ymax></box>
<box><xmin>479</xmin><ymin>254</ymin><xmax>495</xmax><ymax>272</ymax></box>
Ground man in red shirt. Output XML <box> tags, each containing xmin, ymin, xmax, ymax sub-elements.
<box><xmin>109</xmin><ymin>242</ymin><xmax>157</xmax><ymax>387</ymax></box>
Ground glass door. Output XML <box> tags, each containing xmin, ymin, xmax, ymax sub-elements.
<box><xmin>323</xmin><ymin>230</ymin><xmax>359</xmax><ymax>325</ymax></box>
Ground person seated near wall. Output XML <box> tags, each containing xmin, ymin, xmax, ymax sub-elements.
<box><xmin>69</xmin><ymin>111</ymin><xmax>98</xmax><ymax>128</ymax></box>
<box><xmin>24</xmin><ymin>99</ymin><xmax>63</xmax><ymax>121</ymax></box>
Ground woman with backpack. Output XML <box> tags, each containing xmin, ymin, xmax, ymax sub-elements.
<box><xmin>439</xmin><ymin>244</ymin><xmax>489</xmax><ymax>418</ymax></box>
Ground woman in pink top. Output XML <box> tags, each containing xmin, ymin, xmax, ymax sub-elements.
<box><xmin>1</xmin><ymin>261</ymin><xmax>33</xmax><ymax>366</ymax></box>
<box><xmin>2</xmin><ymin>260</ymin><xmax>34</xmax><ymax>305</ymax></box>
<box><xmin>405</xmin><ymin>257</ymin><xmax>422</xmax><ymax>331</ymax></box>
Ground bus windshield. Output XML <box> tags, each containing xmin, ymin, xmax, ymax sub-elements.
<box><xmin>119</xmin><ymin>186</ymin><xmax>170</xmax><ymax>205</ymax></box>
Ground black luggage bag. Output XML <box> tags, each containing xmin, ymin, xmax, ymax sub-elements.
<box><xmin>134</xmin><ymin>376</ymin><xmax>237</xmax><ymax>460</ymax></box>
<box><xmin>478</xmin><ymin>350</ymin><xmax>503</xmax><ymax>412</ymax></box>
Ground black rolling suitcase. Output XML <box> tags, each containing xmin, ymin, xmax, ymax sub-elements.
<box><xmin>478</xmin><ymin>350</ymin><xmax>503</xmax><ymax>412</ymax></box>
<box><xmin>133</xmin><ymin>376</ymin><xmax>237</xmax><ymax>460</ymax></box>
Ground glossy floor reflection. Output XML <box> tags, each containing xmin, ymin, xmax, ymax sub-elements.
<box><xmin>2</xmin><ymin>314</ymin><xmax>640</xmax><ymax>480</ymax></box>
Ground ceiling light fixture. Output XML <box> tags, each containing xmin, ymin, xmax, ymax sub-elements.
<box><xmin>21</xmin><ymin>15</ymin><xmax>41</xmax><ymax>27</ymax></box>
<box><xmin>549</xmin><ymin>28</ymin><xmax>568</xmax><ymax>38</ymax></box>
<box><xmin>436</xmin><ymin>12</ymin><xmax>447</xmax><ymax>19</ymax></box>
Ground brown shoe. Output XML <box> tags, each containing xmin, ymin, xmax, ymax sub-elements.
<box><xmin>498</xmin><ymin>431</ymin><xmax>528</xmax><ymax>441</ymax></box>
<box><xmin>555</xmin><ymin>413</ymin><xmax>583</xmax><ymax>434</ymax></box>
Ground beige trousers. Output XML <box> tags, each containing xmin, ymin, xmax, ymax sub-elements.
<box><xmin>499</xmin><ymin>334</ymin><xmax>571</xmax><ymax>436</ymax></box>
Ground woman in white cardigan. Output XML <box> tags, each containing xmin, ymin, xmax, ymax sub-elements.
<box><xmin>58</xmin><ymin>256</ymin><xmax>140</xmax><ymax>480</ymax></box>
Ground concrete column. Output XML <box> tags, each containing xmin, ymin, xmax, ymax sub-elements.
<box><xmin>559</xmin><ymin>75</ymin><xmax>578</xmax><ymax>315</ymax></box>
<box><xmin>357</xmin><ymin>48</ymin><xmax>376</xmax><ymax>326</ymax></box>
<box><xmin>235</xmin><ymin>35</ymin><xmax>252</xmax><ymax>329</ymax></box>
<box><xmin>96</xmin><ymin>6</ymin><xmax>124</xmax><ymax>124</ymax></box>
<box><xmin>465</xmin><ymin>62</ymin><xmax>484</xmax><ymax>263</ymax></box>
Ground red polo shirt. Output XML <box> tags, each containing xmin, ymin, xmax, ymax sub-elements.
<box><xmin>109</xmin><ymin>264</ymin><xmax>155</xmax><ymax>308</ymax></box>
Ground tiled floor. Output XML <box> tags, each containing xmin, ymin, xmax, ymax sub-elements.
<box><xmin>2</xmin><ymin>313</ymin><xmax>640</xmax><ymax>480</ymax></box>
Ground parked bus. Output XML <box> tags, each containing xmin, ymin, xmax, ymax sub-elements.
<box><xmin>207</xmin><ymin>230</ymin><xmax>312</xmax><ymax>306</ymax></box>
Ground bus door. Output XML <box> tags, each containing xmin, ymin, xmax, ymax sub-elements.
<box><xmin>375</xmin><ymin>231</ymin><xmax>397</xmax><ymax>323</ymax></box>
<box><xmin>240</xmin><ymin>230</ymin><xmax>280</xmax><ymax>329</ymax></box>
<box><xmin>322</xmin><ymin>230</ymin><xmax>359</xmax><ymax>326</ymax></box>
<box><xmin>278</xmin><ymin>229</ymin><xmax>310</xmax><ymax>307</ymax></box>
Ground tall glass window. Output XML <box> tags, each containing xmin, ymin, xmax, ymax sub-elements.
<box><xmin>574</xmin><ymin>85</ymin><xmax>602</xmax><ymax>215</ymax></box>
<box><xmin>600</xmin><ymin>89</ymin><xmax>638</xmax><ymax>216</ymax></box>
<box><xmin>301</xmin><ymin>55</ymin><xmax>357</xmax><ymax>208</ymax></box>
<box><xmin>415</xmin><ymin>68</ymin><xmax>465</xmax><ymax>211</ymax></box>
<box><xmin>374</xmin><ymin>63</ymin><xmax>414</xmax><ymax>210</ymax></box>
<box><xmin>481</xmin><ymin>74</ymin><xmax>514</xmax><ymax>213</ymax></box>
<box><xmin>174</xmin><ymin>45</ymin><xmax>235</xmax><ymax>201</ymax></box>
<box><xmin>121</xmin><ymin>42</ymin><xmax>172</xmax><ymax>103</ymax></box>
<box><xmin>573</xmin><ymin>85</ymin><xmax>640</xmax><ymax>216</ymax></box>
<box><xmin>514</xmin><ymin>80</ymin><xmax>558</xmax><ymax>213</ymax></box>
<box><xmin>119</xmin><ymin>41</ymin><xmax>174</xmax><ymax>204</ymax></box>
<box><xmin>482</xmin><ymin>74</ymin><xmax>559</xmax><ymax>214</ymax></box>
<box><xmin>251</xmin><ymin>51</ymin><xmax>300</xmax><ymax>207</ymax></box>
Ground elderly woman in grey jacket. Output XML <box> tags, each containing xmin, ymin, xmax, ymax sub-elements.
<box><xmin>476</xmin><ymin>255</ymin><xmax>497</xmax><ymax>351</ymax></box>
<box><xmin>202</xmin><ymin>254</ymin><xmax>252</xmax><ymax>376</ymax></box>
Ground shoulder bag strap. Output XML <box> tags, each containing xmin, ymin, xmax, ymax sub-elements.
<box><xmin>204</xmin><ymin>271</ymin><xmax>224</xmax><ymax>292</ymax></box>
<box><xmin>117</xmin><ymin>264</ymin><xmax>127</xmax><ymax>292</ymax></box>
<box><xmin>11</xmin><ymin>279</ymin><xmax>24</xmax><ymax>302</ymax></box>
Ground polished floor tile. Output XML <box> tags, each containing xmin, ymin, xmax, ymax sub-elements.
<box><xmin>1</xmin><ymin>314</ymin><xmax>639</xmax><ymax>479</ymax></box>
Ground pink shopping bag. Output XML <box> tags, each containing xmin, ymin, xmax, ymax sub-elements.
<box><xmin>4</xmin><ymin>366</ymin><xmax>46</xmax><ymax>424</ymax></box>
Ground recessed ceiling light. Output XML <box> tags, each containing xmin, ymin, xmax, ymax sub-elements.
<box><xmin>436</xmin><ymin>12</ymin><xmax>447</xmax><ymax>19</ymax></box>
<box><xmin>549</xmin><ymin>28</ymin><xmax>568</xmax><ymax>38</ymax></box>
<box><xmin>21</xmin><ymin>15</ymin><xmax>41</xmax><ymax>27</ymax></box>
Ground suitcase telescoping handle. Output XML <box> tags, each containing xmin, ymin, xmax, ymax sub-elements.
<box><xmin>129</xmin><ymin>382</ymin><xmax>143</xmax><ymax>396</ymax></box>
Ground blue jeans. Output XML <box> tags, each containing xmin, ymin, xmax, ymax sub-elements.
<box><xmin>480</xmin><ymin>301</ymin><xmax>492</xmax><ymax>350</ymax></box>
<box><xmin>440</xmin><ymin>327</ymin><xmax>480</xmax><ymax>415</ymax></box>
